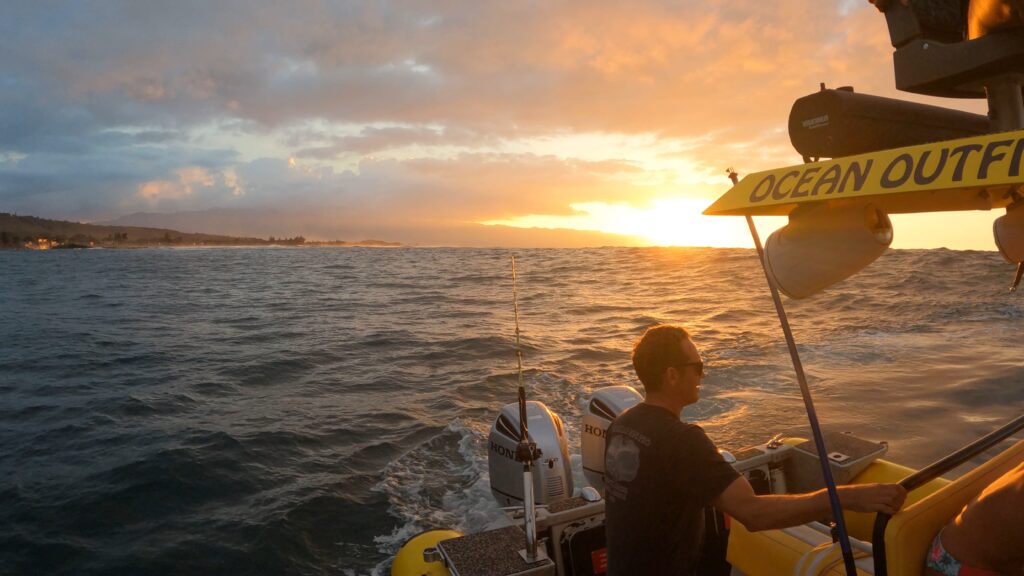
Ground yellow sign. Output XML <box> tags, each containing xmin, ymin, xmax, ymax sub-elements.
<box><xmin>704</xmin><ymin>129</ymin><xmax>1024</xmax><ymax>216</ymax></box>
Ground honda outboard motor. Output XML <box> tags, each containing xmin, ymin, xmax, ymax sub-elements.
<box><xmin>488</xmin><ymin>400</ymin><xmax>573</xmax><ymax>507</ymax></box>
<box><xmin>581</xmin><ymin>386</ymin><xmax>643</xmax><ymax>492</ymax></box>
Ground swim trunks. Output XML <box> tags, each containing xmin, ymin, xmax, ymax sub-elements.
<box><xmin>926</xmin><ymin>529</ymin><xmax>1001</xmax><ymax>576</ymax></box>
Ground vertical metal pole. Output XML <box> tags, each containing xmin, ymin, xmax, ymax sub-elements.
<box><xmin>731</xmin><ymin>172</ymin><xmax>858</xmax><ymax>576</ymax></box>
<box><xmin>522</xmin><ymin>466</ymin><xmax>538</xmax><ymax>558</ymax></box>
<box><xmin>986</xmin><ymin>77</ymin><xmax>1024</xmax><ymax>133</ymax></box>
<box><xmin>985</xmin><ymin>80</ymin><xmax>1024</xmax><ymax>291</ymax></box>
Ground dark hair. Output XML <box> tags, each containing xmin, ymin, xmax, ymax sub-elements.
<box><xmin>631</xmin><ymin>325</ymin><xmax>691</xmax><ymax>392</ymax></box>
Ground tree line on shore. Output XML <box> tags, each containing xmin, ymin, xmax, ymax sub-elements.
<box><xmin>0</xmin><ymin>213</ymin><xmax>395</xmax><ymax>248</ymax></box>
<box><xmin>0</xmin><ymin>230</ymin><xmax>308</xmax><ymax>248</ymax></box>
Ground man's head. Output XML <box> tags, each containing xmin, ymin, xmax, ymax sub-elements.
<box><xmin>631</xmin><ymin>324</ymin><xmax>704</xmax><ymax>406</ymax></box>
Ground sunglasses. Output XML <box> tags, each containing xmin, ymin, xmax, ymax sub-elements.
<box><xmin>676</xmin><ymin>359</ymin><xmax>706</xmax><ymax>378</ymax></box>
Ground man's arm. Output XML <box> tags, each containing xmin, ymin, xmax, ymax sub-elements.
<box><xmin>712</xmin><ymin>476</ymin><xmax>907</xmax><ymax>532</ymax></box>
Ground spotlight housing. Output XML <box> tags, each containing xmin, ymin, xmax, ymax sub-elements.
<box><xmin>765</xmin><ymin>202</ymin><xmax>893</xmax><ymax>299</ymax></box>
<box><xmin>994</xmin><ymin>202</ymin><xmax>1024</xmax><ymax>263</ymax></box>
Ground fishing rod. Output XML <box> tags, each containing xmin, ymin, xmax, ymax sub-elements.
<box><xmin>511</xmin><ymin>256</ymin><xmax>544</xmax><ymax>562</ymax></box>
<box><xmin>728</xmin><ymin>170</ymin><xmax>859</xmax><ymax>576</ymax></box>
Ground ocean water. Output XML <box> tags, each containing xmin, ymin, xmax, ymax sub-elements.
<box><xmin>1</xmin><ymin>246</ymin><xmax>1022</xmax><ymax>575</ymax></box>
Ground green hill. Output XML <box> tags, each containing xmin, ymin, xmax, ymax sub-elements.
<box><xmin>0</xmin><ymin>212</ymin><xmax>282</xmax><ymax>248</ymax></box>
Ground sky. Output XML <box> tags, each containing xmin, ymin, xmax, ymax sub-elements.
<box><xmin>0</xmin><ymin>0</ymin><xmax>1003</xmax><ymax>248</ymax></box>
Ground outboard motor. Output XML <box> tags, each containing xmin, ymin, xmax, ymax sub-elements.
<box><xmin>488</xmin><ymin>400</ymin><xmax>573</xmax><ymax>507</ymax></box>
<box><xmin>581</xmin><ymin>386</ymin><xmax>643</xmax><ymax>492</ymax></box>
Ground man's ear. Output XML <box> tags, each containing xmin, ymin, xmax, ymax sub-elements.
<box><xmin>663</xmin><ymin>366</ymin><xmax>679</xmax><ymax>386</ymax></box>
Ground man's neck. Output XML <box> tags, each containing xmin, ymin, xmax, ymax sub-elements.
<box><xmin>642</xmin><ymin>394</ymin><xmax>684</xmax><ymax>419</ymax></box>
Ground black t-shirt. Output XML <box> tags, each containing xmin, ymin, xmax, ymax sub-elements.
<box><xmin>604</xmin><ymin>403</ymin><xmax>740</xmax><ymax>576</ymax></box>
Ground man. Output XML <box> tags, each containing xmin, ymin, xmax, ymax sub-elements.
<box><xmin>604</xmin><ymin>325</ymin><xmax>907</xmax><ymax>576</ymax></box>
<box><xmin>925</xmin><ymin>461</ymin><xmax>1024</xmax><ymax>576</ymax></box>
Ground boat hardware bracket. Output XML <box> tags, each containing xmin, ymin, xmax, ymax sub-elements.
<box><xmin>422</xmin><ymin>546</ymin><xmax>442</xmax><ymax>564</ymax></box>
<box><xmin>1010</xmin><ymin>262</ymin><xmax>1024</xmax><ymax>292</ymax></box>
<box><xmin>515</xmin><ymin>442</ymin><xmax>542</xmax><ymax>463</ymax></box>
<box><xmin>518</xmin><ymin>539</ymin><xmax>551</xmax><ymax>563</ymax></box>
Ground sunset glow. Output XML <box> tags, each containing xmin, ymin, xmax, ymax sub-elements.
<box><xmin>0</xmin><ymin>1</ymin><xmax>999</xmax><ymax>248</ymax></box>
<box><xmin>483</xmin><ymin>198</ymin><xmax>786</xmax><ymax>248</ymax></box>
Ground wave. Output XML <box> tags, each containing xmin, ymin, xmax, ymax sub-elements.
<box><xmin>1</xmin><ymin>246</ymin><xmax>1021</xmax><ymax>574</ymax></box>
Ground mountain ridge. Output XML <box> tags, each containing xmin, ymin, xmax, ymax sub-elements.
<box><xmin>0</xmin><ymin>213</ymin><xmax>399</xmax><ymax>248</ymax></box>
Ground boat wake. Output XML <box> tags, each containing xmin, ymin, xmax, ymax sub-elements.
<box><xmin>368</xmin><ymin>420</ymin><xmax>502</xmax><ymax>575</ymax></box>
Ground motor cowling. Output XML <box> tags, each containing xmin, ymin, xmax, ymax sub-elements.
<box><xmin>581</xmin><ymin>386</ymin><xmax>643</xmax><ymax>493</ymax></box>
<box><xmin>488</xmin><ymin>401</ymin><xmax>573</xmax><ymax>507</ymax></box>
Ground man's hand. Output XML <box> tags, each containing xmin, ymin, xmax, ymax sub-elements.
<box><xmin>839</xmin><ymin>483</ymin><xmax>907</xmax><ymax>515</ymax></box>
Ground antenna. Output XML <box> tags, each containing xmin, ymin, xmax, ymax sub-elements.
<box><xmin>510</xmin><ymin>256</ymin><xmax>544</xmax><ymax>562</ymax></box>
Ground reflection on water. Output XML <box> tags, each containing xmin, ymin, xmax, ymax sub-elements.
<box><xmin>0</xmin><ymin>246</ymin><xmax>1021</xmax><ymax>575</ymax></box>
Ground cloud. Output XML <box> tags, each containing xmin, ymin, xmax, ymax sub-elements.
<box><xmin>138</xmin><ymin>180</ymin><xmax>184</xmax><ymax>200</ymax></box>
<box><xmin>138</xmin><ymin>167</ymin><xmax>217</xmax><ymax>200</ymax></box>
<box><xmin>223</xmin><ymin>168</ymin><xmax>244</xmax><ymax>197</ymax></box>
<box><xmin>2</xmin><ymin>1</ymin><xmax>924</xmax><ymax>143</ymax></box>
<box><xmin>0</xmin><ymin>1</ymin><xmax>994</xmax><ymax>245</ymax></box>
<box><xmin>293</xmin><ymin>125</ymin><xmax>495</xmax><ymax>158</ymax></box>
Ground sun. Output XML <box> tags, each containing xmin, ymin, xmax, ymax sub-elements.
<box><xmin>482</xmin><ymin>198</ymin><xmax>784</xmax><ymax>248</ymax></box>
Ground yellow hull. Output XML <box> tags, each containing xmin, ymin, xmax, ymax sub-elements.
<box><xmin>390</xmin><ymin>438</ymin><xmax>1024</xmax><ymax>575</ymax></box>
<box><xmin>728</xmin><ymin>438</ymin><xmax>1024</xmax><ymax>576</ymax></box>
<box><xmin>391</xmin><ymin>529</ymin><xmax>462</xmax><ymax>576</ymax></box>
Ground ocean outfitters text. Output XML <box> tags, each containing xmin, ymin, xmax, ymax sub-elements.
<box><xmin>750</xmin><ymin>138</ymin><xmax>1024</xmax><ymax>203</ymax></box>
<box><xmin>704</xmin><ymin>129</ymin><xmax>1024</xmax><ymax>215</ymax></box>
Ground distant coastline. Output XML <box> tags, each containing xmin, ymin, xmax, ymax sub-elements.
<box><xmin>0</xmin><ymin>213</ymin><xmax>402</xmax><ymax>249</ymax></box>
